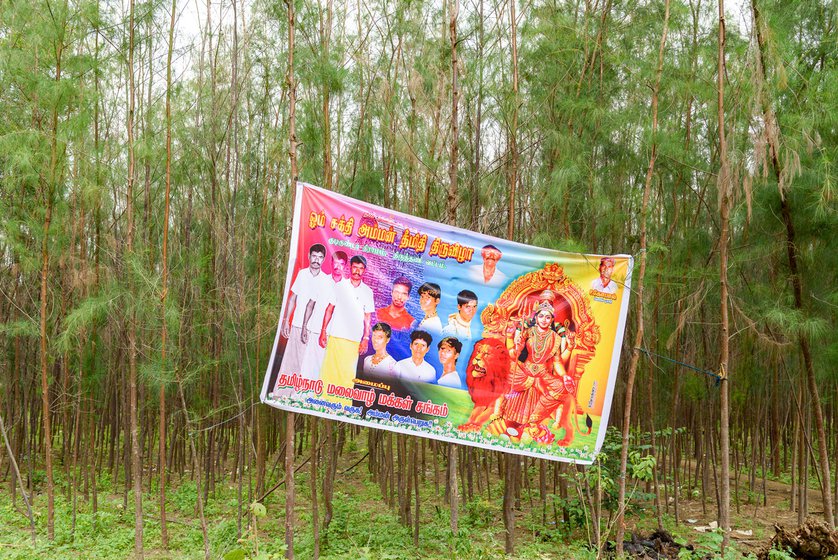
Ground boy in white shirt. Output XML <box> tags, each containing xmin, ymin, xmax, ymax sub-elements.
<box><xmin>436</xmin><ymin>337</ymin><xmax>463</xmax><ymax>389</ymax></box>
<box><xmin>395</xmin><ymin>330</ymin><xmax>436</xmax><ymax>383</ymax></box>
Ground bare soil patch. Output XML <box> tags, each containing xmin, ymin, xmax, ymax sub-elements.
<box><xmin>656</xmin><ymin>467</ymin><xmax>831</xmax><ymax>554</ymax></box>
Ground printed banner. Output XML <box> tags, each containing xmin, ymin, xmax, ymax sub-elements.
<box><xmin>261</xmin><ymin>183</ymin><xmax>633</xmax><ymax>464</ymax></box>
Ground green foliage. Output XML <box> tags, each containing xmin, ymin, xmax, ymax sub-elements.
<box><xmin>629</xmin><ymin>450</ymin><xmax>657</xmax><ymax>482</ymax></box>
<box><xmin>223</xmin><ymin>549</ymin><xmax>247</xmax><ymax>560</ymax></box>
<box><xmin>764</xmin><ymin>306</ymin><xmax>829</xmax><ymax>341</ymax></box>
<box><xmin>462</xmin><ymin>496</ymin><xmax>496</xmax><ymax>529</ymax></box>
<box><xmin>767</xmin><ymin>546</ymin><xmax>797</xmax><ymax>560</ymax></box>
<box><xmin>0</xmin><ymin>319</ymin><xmax>38</xmax><ymax>338</ymax></box>
<box><xmin>170</xmin><ymin>480</ymin><xmax>199</xmax><ymax>514</ymax></box>
<box><xmin>55</xmin><ymin>285</ymin><xmax>123</xmax><ymax>353</ymax></box>
<box><xmin>250</xmin><ymin>501</ymin><xmax>266</xmax><ymax>519</ymax></box>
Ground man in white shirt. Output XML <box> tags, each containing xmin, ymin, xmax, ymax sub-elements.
<box><xmin>275</xmin><ymin>244</ymin><xmax>328</xmax><ymax>392</ymax></box>
<box><xmin>395</xmin><ymin>330</ymin><xmax>436</xmax><ymax>383</ymax></box>
<box><xmin>436</xmin><ymin>337</ymin><xmax>463</xmax><ymax>389</ymax></box>
<box><xmin>468</xmin><ymin>244</ymin><xmax>508</xmax><ymax>286</ymax></box>
<box><xmin>298</xmin><ymin>250</ymin><xmax>347</xmax><ymax>379</ymax></box>
<box><xmin>591</xmin><ymin>257</ymin><xmax>618</xmax><ymax>294</ymax></box>
<box><xmin>415</xmin><ymin>282</ymin><xmax>443</xmax><ymax>336</ymax></box>
<box><xmin>319</xmin><ymin>255</ymin><xmax>375</xmax><ymax>401</ymax></box>
<box><xmin>442</xmin><ymin>290</ymin><xmax>479</xmax><ymax>342</ymax></box>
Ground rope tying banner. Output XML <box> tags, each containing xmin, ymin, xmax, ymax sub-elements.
<box><xmin>635</xmin><ymin>347</ymin><xmax>722</xmax><ymax>386</ymax></box>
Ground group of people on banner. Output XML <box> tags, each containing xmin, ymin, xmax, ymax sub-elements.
<box><xmin>272</xmin><ymin>238</ymin><xmax>624</xmax><ymax>446</ymax></box>
<box><xmin>272</xmin><ymin>242</ymin><xmax>513</xmax><ymax>395</ymax></box>
<box><xmin>262</xmin><ymin>184</ymin><xmax>632</xmax><ymax>462</ymax></box>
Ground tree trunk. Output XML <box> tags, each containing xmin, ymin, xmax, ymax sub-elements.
<box><xmin>751</xmin><ymin>0</ymin><xmax>835</xmax><ymax>528</ymax></box>
<box><xmin>615</xmin><ymin>0</ymin><xmax>669</xmax><ymax>552</ymax></box>
<box><xmin>158</xmin><ymin>0</ymin><xmax>177</xmax><ymax>547</ymax></box>
<box><xmin>287</xmin><ymin>0</ymin><xmax>299</xmax><ymax>203</ymax></box>
<box><xmin>716</xmin><ymin>1</ymin><xmax>732</xmax><ymax>550</ymax></box>
<box><xmin>176</xmin><ymin>370</ymin><xmax>210</xmax><ymax>559</ymax></box>
<box><xmin>285</xmin><ymin>0</ymin><xmax>298</xmax><ymax>555</ymax></box>
<box><xmin>0</xmin><ymin>412</ymin><xmax>36</xmax><ymax>543</ymax></box>
<box><xmin>126</xmin><ymin>0</ymin><xmax>144</xmax><ymax>554</ymax></box>
<box><xmin>444</xmin><ymin>0</ymin><xmax>461</xmax><ymax>537</ymax></box>
<box><xmin>322</xmin><ymin>420</ymin><xmax>336</xmax><ymax>529</ymax></box>
<box><xmin>284</xmin><ymin>412</ymin><xmax>296</xmax><ymax>558</ymax></box>
<box><xmin>321</xmin><ymin>0</ymin><xmax>333</xmax><ymax>190</ymax></box>
<box><xmin>470</xmin><ymin>0</ymin><xmax>485</xmax><ymax>230</ymax></box>
<box><xmin>311</xmin><ymin>418</ymin><xmax>320</xmax><ymax>558</ymax></box>
<box><xmin>447</xmin><ymin>0</ymin><xmax>459</xmax><ymax>224</ymax></box>
<box><xmin>39</xmin><ymin>166</ymin><xmax>55</xmax><ymax>542</ymax></box>
<box><xmin>507</xmin><ymin>0</ymin><xmax>519</xmax><ymax>240</ymax></box>
<box><xmin>503</xmin><ymin>455</ymin><xmax>517</xmax><ymax>553</ymax></box>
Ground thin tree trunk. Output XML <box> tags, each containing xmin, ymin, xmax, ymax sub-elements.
<box><xmin>176</xmin><ymin>374</ymin><xmax>210</xmax><ymax>559</ymax></box>
<box><xmin>447</xmin><ymin>0</ymin><xmax>459</xmax><ymax>224</ymax></box>
<box><xmin>39</xmin><ymin>159</ymin><xmax>55</xmax><ymax>543</ymax></box>
<box><xmin>503</xmin><ymin>455</ymin><xmax>517</xmax><ymax>553</ymax></box>
<box><xmin>284</xmin><ymin>412</ymin><xmax>295</xmax><ymax>558</ymax></box>
<box><xmin>126</xmin><ymin>0</ymin><xmax>144</xmax><ymax>554</ymax></box>
<box><xmin>501</xmin><ymin>2</ymin><xmax>520</xmax><ymax>546</ymax></box>
<box><xmin>287</xmin><ymin>0</ymin><xmax>299</xmax><ymax>201</ymax></box>
<box><xmin>507</xmin><ymin>0</ymin><xmax>519</xmax><ymax>240</ymax></box>
<box><xmin>751</xmin><ymin>0</ymin><xmax>835</xmax><ymax>528</ymax></box>
<box><xmin>311</xmin><ymin>418</ymin><xmax>320</xmax><ymax>558</ymax></box>
<box><xmin>322</xmin><ymin>420</ymin><xmax>336</xmax><ymax>529</ymax></box>
<box><xmin>254</xmin><ymin>59</ymin><xmax>275</xmax><ymax>503</ymax></box>
<box><xmin>158</xmin><ymin>0</ymin><xmax>177</xmax><ymax>547</ymax></box>
<box><xmin>70</xmin><ymin>344</ymin><xmax>82</xmax><ymax>539</ymax></box>
<box><xmin>470</xmin><ymin>0</ymin><xmax>484</xmax><ymax>229</ymax></box>
<box><xmin>717</xmin><ymin>0</ymin><xmax>732</xmax><ymax>550</ymax></box>
<box><xmin>0</xmin><ymin>412</ymin><xmax>36</xmax><ymax>543</ymax></box>
<box><xmin>413</xmin><ymin>438</ymin><xmax>420</xmax><ymax>546</ymax></box>
<box><xmin>285</xmin><ymin>0</ymin><xmax>298</xmax><ymax>555</ymax></box>
<box><xmin>39</xmin><ymin>18</ymin><xmax>69</xmax><ymax>538</ymax></box>
<box><xmin>446</xmin><ymin>0</ymin><xmax>461</xmax><ymax>537</ymax></box>
<box><xmin>321</xmin><ymin>0</ymin><xmax>333</xmax><ymax>190</ymax></box>
<box><xmin>615</xmin><ymin>0</ymin><xmax>669</xmax><ymax>552</ymax></box>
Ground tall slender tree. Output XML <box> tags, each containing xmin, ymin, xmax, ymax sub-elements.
<box><xmin>158</xmin><ymin>0</ymin><xmax>178</xmax><ymax>547</ymax></box>
<box><xmin>716</xmin><ymin>0</ymin><xmax>732</xmax><ymax>550</ymax></box>
<box><xmin>750</xmin><ymin>0</ymin><xmax>834</xmax><ymax>529</ymax></box>
<box><xmin>615</xmin><ymin>0</ymin><xmax>671</xmax><ymax>552</ymax></box>
<box><xmin>447</xmin><ymin>0</ymin><xmax>460</xmax><ymax>537</ymax></box>
<box><xmin>507</xmin><ymin>0</ymin><xmax>519</xmax><ymax>240</ymax></box>
<box><xmin>125</xmin><ymin>0</ymin><xmax>144</xmax><ymax>553</ymax></box>
<box><xmin>285</xmin><ymin>0</ymin><xmax>298</xmax><ymax>557</ymax></box>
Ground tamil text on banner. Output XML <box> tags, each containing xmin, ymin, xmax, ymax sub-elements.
<box><xmin>260</xmin><ymin>183</ymin><xmax>633</xmax><ymax>464</ymax></box>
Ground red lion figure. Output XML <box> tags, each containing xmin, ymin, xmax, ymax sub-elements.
<box><xmin>458</xmin><ymin>338</ymin><xmax>511</xmax><ymax>432</ymax></box>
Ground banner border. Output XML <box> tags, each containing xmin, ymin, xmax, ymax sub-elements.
<box><xmin>260</xmin><ymin>181</ymin><xmax>634</xmax><ymax>465</ymax></box>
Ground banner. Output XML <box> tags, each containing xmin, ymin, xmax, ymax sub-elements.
<box><xmin>261</xmin><ymin>183</ymin><xmax>633</xmax><ymax>464</ymax></box>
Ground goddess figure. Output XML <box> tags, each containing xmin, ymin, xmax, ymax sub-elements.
<box><xmin>498</xmin><ymin>303</ymin><xmax>567</xmax><ymax>436</ymax></box>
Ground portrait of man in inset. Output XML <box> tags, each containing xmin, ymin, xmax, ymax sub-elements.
<box><xmin>375</xmin><ymin>276</ymin><xmax>416</xmax><ymax>332</ymax></box>
<box><xmin>416</xmin><ymin>282</ymin><xmax>442</xmax><ymax>336</ymax></box>
<box><xmin>442</xmin><ymin>289</ymin><xmax>479</xmax><ymax>342</ymax></box>
<box><xmin>591</xmin><ymin>257</ymin><xmax>618</xmax><ymax>295</ymax></box>
<box><xmin>394</xmin><ymin>330</ymin><xmax>436</xmax><ymax>383</ymax></box>
<box><xmin>436</xmin><ymin>337</ymin><xmax>463</xmax><ymax>389</ymax></box>
<box><xmin>469</xmin><ymin>244</ymin><xmax>507</xmax><ymax>286</ymax></box>
<box><xmin>363</xmin><ymin>322</ymin><xmax>397</xmax><ymax>377</ymax></box>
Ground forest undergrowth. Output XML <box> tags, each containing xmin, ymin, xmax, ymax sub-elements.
<box><xmin>0</xmin><ymin>429</ymin><xmax>830</xmax><ymax>560</ymax></box>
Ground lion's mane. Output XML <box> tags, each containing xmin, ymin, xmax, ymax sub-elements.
<box><xmin>465</xmin><ymin>338</ymin><xmax>511</xmax><ymax>407</ymax></box>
